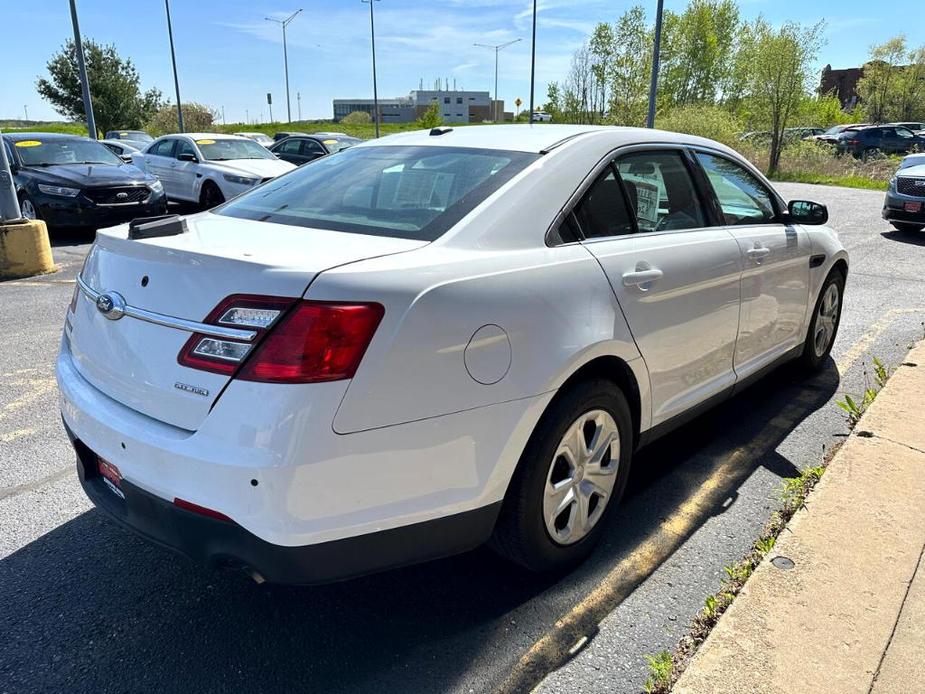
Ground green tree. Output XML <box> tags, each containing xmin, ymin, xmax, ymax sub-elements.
<box><xmin>36</xmin><ymin>39</ymin><xmax>163</xmax><ymax>137</ymax></box>
<box><xmin>857</xmin><ymin>37</ymin><xmax>908</xmax><ymax>122</ymax></box>
<box><xmin>740</xmin><ymin>18</ymin><xmax>825</xmax><ymax>174</ymax></box>
<box><xmin>146</xmin><ymin>103</ymin><xmax>216</xmax><ymax>135</ymax></box>
<box><xmin>416</xmin><ymin>102</ymin><xmax>442</xmax><ymax>128</ymax></box>
<box><xmin>341</xmin><ymin>110</ymin><xmax>372</xmax><ymax>124</ymax></box>
<box><xmin>606</xmin><ymin>5</ymin><xmax>652</xmax><ymax>126</ymax></box>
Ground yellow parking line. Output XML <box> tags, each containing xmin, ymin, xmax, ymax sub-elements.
<box><xmin>0</xmin><ymin>428</ymin><xmax>36</xmax><ymax>444</ymax></box>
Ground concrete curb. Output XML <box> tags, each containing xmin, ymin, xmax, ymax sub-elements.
<box><xmin>673</xmin><ymin>341</ymin><xmax>925</xmax><ymax>694</ymax></box>
<box><xmin>0</xmin><ymin>219</ymin><xmax>56</xmax><ymax>280</ymax></box>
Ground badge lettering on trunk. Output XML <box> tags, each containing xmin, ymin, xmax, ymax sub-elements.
<box><xmin>175</xmin><ymin>382</ymin><xmax>209</xmax><ymax>397</ymax></box>
<box><xmin>95</xmin><ymin>291</ymin><xmax>126</xmax><ymax>320</ymax></box>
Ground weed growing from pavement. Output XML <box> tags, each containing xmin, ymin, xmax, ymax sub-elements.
<box><xmin>642</xmin><ymin>355</ymin><xmax>893</xmax><ymax>693</ymax></box>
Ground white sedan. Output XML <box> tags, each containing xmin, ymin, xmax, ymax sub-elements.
<box><xmin>132</xmin><ymin>133</ymin><xmax>295</xmax><ymax>208</ymax></box>
<box><xmin>57</xmin><ymin>124</ymin><xmax>847</xmax><ymax>584</ymax></box>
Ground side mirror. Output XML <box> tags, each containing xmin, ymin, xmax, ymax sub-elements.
<box><xmin>786</xmin><ymin>200</ymin><xmax>828</xmax><ymax>225</ymax></box>
<box><xmin>177</xmin><ymin>153</ymin><xmax>198</xmax><ymax>163</ymax></box>
<box><xmin>120</xmin><ymin>154</ymin><xmax>132</xmax><ymax>163</ymax></box>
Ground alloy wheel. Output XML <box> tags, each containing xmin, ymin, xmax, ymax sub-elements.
<box><xmin>20</xmin><ymin>199</ymin><xmax>37</xmax><ymax>220</ymax></box>
<box><xmin>813</xmin><ymin>283</ymin><xmax>840</xmax><ymax>357</ymax></box>
<box><xmin>543</xmin><ymin>409</ymin><xmax>620</xmax><ymax>545</ymax></box>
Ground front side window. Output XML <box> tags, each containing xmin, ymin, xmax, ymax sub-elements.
<box><xmin>573</xmin><ymin>167</ymin><xmax>634</xmax><ymax>239</ymax></box>
<box><xmin>696</xmin><ymin>152</ymin><xmax>776</xmax><ymax>225</ymax></box>
<box><xmin>176</xmin><ymin>139</ymin><xmax>197</xmax><ymax>159</ymax></box>
<box><xmin>217</xmin><ymin>145</ymin><xmax>538</xmax><ymax>241</ymax></box>
<box><xmin>896</xmin><ymin>128</ymin><xmax>914</xmax><ymax>139</ymax></box>
<box><xmin>302</xmin><ymin>139</ymin><xmax>326</xmax><ymax>154</ymax></box>
<box><xmin>615</xmin><ymin>151</ymin><xmax>705</xmax><ymax>232</ymax></box>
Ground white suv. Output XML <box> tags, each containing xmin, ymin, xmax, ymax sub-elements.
<box><xmin>58</xmin><ymin>125</ymin><xmax>847</xmax><ymax>584</ymax></box>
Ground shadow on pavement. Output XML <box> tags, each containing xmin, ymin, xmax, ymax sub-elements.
<box><xmin>881</xmin><ymin>229</ymin><xmax>925</xmax><ymax>246</ymax></box>
<box><xmin>0</xmin><ymin>360</ymin><xmax>839</xmax><ymax>694</ymax></box>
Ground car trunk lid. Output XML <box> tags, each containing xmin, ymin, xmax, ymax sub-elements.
<box><xmin>67</xmin><ymin>212</ymin><xmax>425</xmax><ymax>431</ymax></box>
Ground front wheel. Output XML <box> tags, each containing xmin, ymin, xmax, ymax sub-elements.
<box><xmin>798</xmin><ymin>270</ymin><xmax>844</xmax><ymax>372</ymax></box>
<box><xmin>199</xmin><ymin>182</ymin><xmax>225</xmax><ymax>210</ymax></box>
<box><xmin>489</xmin><ymin>379</ymin><xmax>633</xmax><ymax>573</ymax></box>
<box><xmin>18</xmin><ymin>193</ymin><xmax>40</xmax><ymax>221</ymax></box>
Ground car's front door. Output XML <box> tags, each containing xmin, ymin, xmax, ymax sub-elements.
<box><xmin>300</xmin><ymin>138</ymin><xmax>327</xmax><ymax>164</ymax></box>
<box><xmin>694</xmin><ymin>150</ymin><xmax>811</xmax><ymax>378</ymax></box>
<box><xmin>577</xmin><ymin>148</ymin><xmax>743</xmax><ymax>427</ymax></box>
<box><xmin>172</xmin><ymin>139</ymin><xmax>200</xmax><ymax>201</ymax></box>
<box><xmin>274</xmin><ymin>137</ymin><xmax>306</xmax><ymax>165</ymax></box>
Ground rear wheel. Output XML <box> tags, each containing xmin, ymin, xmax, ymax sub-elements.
<box><xmin>893</xmin><ymin>221</ymin><xmax>924</xmax><ymax>233</ymax></box>
<box><xmin>490</xmin><ymin>379</ymin><xmax>633</xmax><ymax>572</ymax></box>
<box><xmin>798</xmin><ymin>270</ymin><xmax>844</xmax><ymax>372</ymax></box>
<box><xmin>199</xmin><ymin>182</ymin><xmax>225</xmax><ymax>210</ymax></box>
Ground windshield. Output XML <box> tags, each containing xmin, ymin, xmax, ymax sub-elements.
<box><xmin>216</xmin><ymin>145</ymin><xmax>539</xmax><ymax>241</ymax></box>
<box><xmin>322</xmin><ymin>137</ymin><xmax>362</xmax><ymax>153</ymax></box>
<box><xmin>196</xmin><ymin>138</ymin><xmax>276</xmax><ymax>161</ymax></box>
<box><xmin>13</xmin><ymin>138</ymin><xmax>124</xmax><ymax>167</ymax></box>
<box><xmin>117</xmin><ymin>131</ymin><xmax>153</xmax><ymax>142</ymax></box>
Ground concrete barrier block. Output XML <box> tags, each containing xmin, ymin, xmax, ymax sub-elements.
<box><xmin>0</xmin><ymin>219</ymin><xmax>56</xmax><ymax>280</ymax></box>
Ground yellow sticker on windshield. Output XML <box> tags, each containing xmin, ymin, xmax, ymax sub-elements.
<box><xmin>195</xmin><ymin>139</ymin><xmax>215</xmax><ymax>145</ymax></box>
<box><xmin>119</xmin><ymin>132</ymin><xmax>129</xmax><ymax>136</ymax></box>
<box><xmin>322</xmin><ymin>139</ymin><xmax>338</xmax><ymax>145</ymax></box>
<box><xmin>14</xmin><ymin>140</ymin><xmax>42</xmax><ymax>148</ymax></box>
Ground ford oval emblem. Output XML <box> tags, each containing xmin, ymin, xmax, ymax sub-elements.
<box><xmin>96</xmin><ymin>291</ymin><xmax>126</xmax><ymax>320</ymax></box>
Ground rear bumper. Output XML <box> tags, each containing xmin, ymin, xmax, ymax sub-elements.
<box><xmin>69</xmin><ymin>427</ymin><xmax>500</xmax><ymax>584</ymax></box>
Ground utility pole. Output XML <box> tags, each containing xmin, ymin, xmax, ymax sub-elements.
<box><xmin>23</xmin><ymin>105</ymin><xmax>28</xmax><ymax>121</ymax></box>
<box><xmin>646</xmin><ymin>0</ymin><xmax>664</xmax><ymax>129</ymax></box>
<box><xmin>362</xmin><ymin>0</ymin><xmax>381</xmax><ymax>138</ymax></box>
<box><xmin>528</xmin><ymin>0</ymin><xmax>537</xmax><ymax>123</ymax></box>
<box><xmin>165</xmin><ymin>0</ymin><xmax>184</xmax><ymax>131</ymax></box>
<box><xmin>265</xmin><ymin>10</ymin><xmax>302</xmax><ymax>123</ymax></box>
<box><xmin>221</xmin><ymin>105</ymin><xmax>225</xmax><ymax>125</ymax></box>
<box><xmin>297</xmin><ymin>91</ymin><xmax>302</xmax><ymax>121</ymax></box>
<box><xmin>68</xmin><ymin>0</ymin><xmax>97</xmax><ymax>139</ymax></box>
<box><xmin>246</xmin><ymin>108</ymin><xmax>249</xmax><ymax>124</ymax></box>
<box><xmin>268</xmin><ymin>93</ymin><xmax>274</xmax><ymax>123</ymax></box>
<box><xmin>474</xmin><ymin>39</ymin><xmax>522</xmax><ymax>121</ymax></box>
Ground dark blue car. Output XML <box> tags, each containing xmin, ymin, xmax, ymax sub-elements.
<box><xmin>2</xmin><ymin>133</ymin><xmax>167</xmax><ymax>229</ymax></box>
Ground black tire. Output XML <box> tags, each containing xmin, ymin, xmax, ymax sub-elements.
<box><xmin>18</xmin><ymin>192</ymin><xmax>41</xmax><ymax>221</ymax></box>
<box><xmin>797</xmin><ymin>270</ymin><xmax>845</xmax><ymax>372</ymax></box>
<box><xmin>489</xmin><ymin>379</ymin><xmax>633</xmax><ymax>573</ymax></box>
<box><xmin>199</xmin><ymin>182</ymin><xmax>225</xmax><ymax>209</ymax></box>
<box><xmin>893</xmin><ymin>222</ymin><xmax>924</xmax><ymax>233</ymax></box>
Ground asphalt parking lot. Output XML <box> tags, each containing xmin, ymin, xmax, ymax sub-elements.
<box><xmin>2</xmin><ymin>182</ymin><xmax>924</xmax><ymax>694</ymax></box>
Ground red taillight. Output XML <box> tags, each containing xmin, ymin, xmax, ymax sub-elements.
<box><xmin>846</xmin><ymin>139</ymin><xmax>859</xmax><ymax>145</ymax></box>
<box><xmin>177</xmin><ymin>294</ymin><xmax>296</xmax><ymax>375</ymax></box>
<box><xmin>237</xmin><ymin>301</ymin><xmax>384</xmax><ymax>383</ymax></box>
<box><xmin>177</xmin><ymin>295</ymin><xmax>384</xmax><ymax>384</ymax></box>
<box><xmin>173</xmin><ymin>497</ymin><xmax>233</xmax><ymax>523</ymax></box>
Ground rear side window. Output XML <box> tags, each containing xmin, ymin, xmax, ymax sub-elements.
<box><xmin>573</xmin><ymin>167</ymin><xmax>634</xmax><ymax>238</ymax></box>
<box><xmin>277</xmin><ymin>138</ymin><xmax>302</xmax><ymax>155</ymax></box>
<box><xmin>150</xmin><ymin>139</ymin><xmax>175</xmax><ymax>157</ymax></box>
<box><xmin>615</xmin><ymin>151</ymin><xmax>705</xmax><ymax>232</ymax></box>
<box><xmin>696</xmin><ymin>152</ymin><xmax>776</xmax><ymax>225</ymax></box>
<box><xmin>217</xmin><ymin>145</ymin><xmax>538</xmax><ymax>241</ymax></box>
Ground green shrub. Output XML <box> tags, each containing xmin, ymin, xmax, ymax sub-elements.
<box><xmin>655</xmin><ymin>104</ymin><xmax>744</xmax><ymax>147</ymax></box>
<box><xmin>340</xmin><ymin>110</ymin><xmax>372</xmax><ymax>125</ymax></box>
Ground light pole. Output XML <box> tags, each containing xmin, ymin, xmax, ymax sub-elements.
<box><xmin>361</xmin><ymin>0</ymin><xmax>381</xmax><ymax>138</ymax></box>
<box><xmin>0</xmin><ymin>129</ymin><xmax>23</xmax><ymax>221</ymax></box>
<box><xmin>23</xmin><ymin>105</ymin><xmax>28</xmax><ymax>121</ymax></box>
<box><xmin>265</xmin><ymin>10</ymin><xmax>302</xmax><ymax>123</ymax></box>
<box><xmin>68</xmin><ymin>0</ymin><xmax>97</xmax><ymax>139</ymax></box>
<box><xmin>528</xmin><ymin>0</ymin><xmax>537</xmax><ymax>123</ymax></box>
<box><xmin>474</xmin><ymin>38</ymin><xmax>522</xmax><ymax>122</ymax></box>
<box><xmin>165</xmin><ymin>0</ymin><xmax>184</xmax><ymax>131</ymax></box>
<box><xmin>646</xmin><ymin>0</ymin><xmax>664</xmax><ymax>129</ymax></box>
<box><xmin>297</xmin><ymin>91</ymin><xmax>302</xmax><ymax>121</ymax></box>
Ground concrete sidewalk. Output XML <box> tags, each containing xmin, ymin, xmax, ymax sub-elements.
<box><xmin>675</xmin><ymin>342</ymin><xmax>925</xmax><ymax>694</ymax></box>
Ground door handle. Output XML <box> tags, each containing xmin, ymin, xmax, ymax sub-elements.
<box><xmin>746</xmin><ymin>247</ymin><xmax>771</xmax><ymax>262</ymax></box>
<box><xmin>622</xmin><ymin>268</ymin><xmax>663</xmax><ymax>288</ymax></box>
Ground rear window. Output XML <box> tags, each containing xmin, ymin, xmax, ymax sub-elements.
<box><xmin>216</xmin><ymin>145</ymin><xmax>538</xmax><ymax>241</ymax></box>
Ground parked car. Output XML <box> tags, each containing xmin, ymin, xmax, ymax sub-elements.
<box><xmin>100</xmin><ymin>139</ymin><xmax>142</xmax><ymax>161</ymax></box>
<box><xmin>104</xmin><ymin>130</ymin><xmax>154</xmax><ymax>149</ymax></box>
<box><xmin>269</xmin><ymin>133</ymin><xmax>361</xmax><ymax>165</ymax></box>
<box><xmin>58</xmin><ymin>124</ymin><xmax>846</xmax><ymax>584</ymax></box>
<box><xmin>272</xmin><ymin>131</ymin><xmax>308</xmax><ymax>142</ymax></box>
<box><xmin>2</xmin><ymin>132</ymin><xmax>166</xmax><ymax>228</ymax></box>
<box><xmin>131</xmin><ymin>133</ymin><xmax>295</xmax><ymax>208</ymax></box>
<box><xmin>811</xmin><ymin>124</ymin><xmax>868</xmax><ymax>145</ymax></box>
<box><xmin>883</xmin><ymin>161</ymin><xmax>925</xmax><ymax>232</ymax></box>
<box><xmin>531</xmin><ymin>112</ymin><xmax>553</xmax><ymax>122</ymax></box>
<box><xmin>234</xmin><ymin>132</ymin><xmax>275</xmax><ymax>148</ymax></box>
<box><xmin>739</xmin><ymin>127</ymin><xmax>824</xmax><ymax>145</ymax></box>
<box><xmin>835</xmin><ymin>125</ymin><xmax>925</xmax><ymax>157</ymax></box>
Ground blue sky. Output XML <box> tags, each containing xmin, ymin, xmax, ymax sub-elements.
<box><xmin>2</xmin><ymin>0</ymin><xmax>921</xmax><ymax>124</ymax></box>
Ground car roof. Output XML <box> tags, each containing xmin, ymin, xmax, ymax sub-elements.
<box><xmin>351</xmin><ymin>124</ymin><xmax>726</xmax><ymax>154</ymax></box>
<box><xmin>157</xmin><ymin>132</ymin><xmax>247</xmax><ymax>140</ymax></box>
<box><xmin>234</xmin><ymin>131</ymin><xmax>269</xmax><ymax>137</ymax></box>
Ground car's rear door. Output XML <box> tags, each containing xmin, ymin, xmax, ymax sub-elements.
<box><xmin>274</xmin><ymin>137</ymin><xmax>306</xmax><ymax>165</ymax></box>
<box><xmin>576</xmin><ymin>147</ymin><xmax>743</xmax><ymax>427</ymax></box>
<box><xmin>144</xmin><ymin>138</ymin><xmax>177</xmax><ymax>194</ymax></box>
<box><xmin>692</xmin><ymin>149</ymin><xmax>811</xmax><ymax>379</ymax></box>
